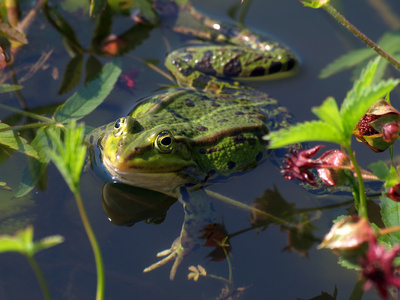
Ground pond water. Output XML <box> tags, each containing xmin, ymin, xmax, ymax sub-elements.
<box><xmin>0</xmin><ymin>0</ymin><xmax>400</xmax><ymax>299</ymax></box>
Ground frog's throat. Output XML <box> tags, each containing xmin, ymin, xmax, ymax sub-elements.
<box><xmin>102</xmin><ymin>157</ymin><xmax>203</xmax><ymax>198</ymax></box>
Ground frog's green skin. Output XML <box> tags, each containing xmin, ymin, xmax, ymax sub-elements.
<box><xmin>88</xmin><ymin>3</ymin><xmax>296</xmax><ymax>280</ymax></box>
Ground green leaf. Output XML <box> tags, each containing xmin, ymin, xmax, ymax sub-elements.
<box><xmin>15</xmin><ymin>128</ymin><xmax>51</xmax><ymax>198</ymax></box>
<box><xmin>385</xmin><ymin>166</ymin><xmax>400</xmax><ymax>187</ymax></box>
<box><xmin>54</xmin><ymin>60</ymin><xmax>121</xmax><ymax>123</ymax></box>
<box><xmin>338</xmin><ymin>256</ymin><xmax>360</xmax><ymax>271</ymax></box>
<box><xmin>84</xmin><ymin>55</ymin><xmax>103</xmax><ymax>84</ymax></box>
<box><xmin>0</xmin><ymin>22</ymin><xmax>28</xmax><ymax>44</ymax></box>
<box><xmin>0</xmin><ymin>84</ymin><xmax>23</xmax><ymax>93</ymax></box>
<box><xmin>380</xmin><ymin>195</ymin><xmax>400</xmax><ymax>244</ymax></box>
<box><xmin>341</xmin><ymin>79</ymin><xmax>399</xmax><ymax>136</ymax></box>
<box><xmin>266</xmin><ymin>120</ymin><xmax>344</xmax><ymax>149</ymax></box>
<box><xmin>0</xmin><ymin>123</ymin><xmax>39</xmax><ymax>159</ymax></box>
<box><xmin>0</xmin><ymin>225</ymin><xmax>64</xmax><ymax>256</ymax></box>
<box><xmin>133</xmin><ymin>0</ymin><xmax>158</xmax><ymax>24</ymax></box>
<box><xmin>90</xmin><ymin>0</ymin><xmax>107</xmax><ymax>17</ymax></box>
<box><xmin>340</xmin><ymin>57</ymin><xmax>399</xmax><ymax>137</ymax></box>
<box><xmin>47</xmin><ymin>121</ymin><xmax>86</xmax><ymax>193</ymax></box>
<box><xmin>368</xmin><ymin>161</ymin><xmax>390</xmax><ymax>180</ymax></box>
<box><xmin>300</xmin><ymin>0</ymin><xmax>328</xmax><ymax>8</ymax></box>
<box><xmin>319</xmin><ymin>48</ymin><xmax>374</xmax><ymax>79</ymax></box>
<box><xmin>311</xmin><ymin>97</ymin><xmax>343</xmax><ymax>131</ymax></box>
<box><xmin>58</xmin><ymin>54</ymin><xmax>84</xmax><ymax>95</ymax></box>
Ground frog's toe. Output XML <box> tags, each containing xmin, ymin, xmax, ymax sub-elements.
<box><xmin>143</xmin><ymin>237</ymin><xmax>184</xmax><ymax>280</ymax></box>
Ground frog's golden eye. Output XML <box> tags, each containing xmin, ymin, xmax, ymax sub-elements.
<box><xmin>155</xmin><ymin>131</ymin><xmax>174</xmax><ymax>153</ymax></box>
<box><xmin>113</xmin><ymin>118</ymin><xmax>126</xmax><ymax>137</ymax></box>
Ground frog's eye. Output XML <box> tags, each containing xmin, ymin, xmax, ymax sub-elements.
<box><xmin>155</xmin><ymin>131</ymin><xmax>174</xmax><ymax>153</ymax></box>
<box><xmin>113</xmin><ymin>118</ymin><xmax>126</xmax><ymax>137</ymax></box>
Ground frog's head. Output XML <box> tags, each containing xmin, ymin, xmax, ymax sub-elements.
<box><xmin>97</xmin><ymin>116</ymin><xmax>203</xmax><ymax>195</ymax></box>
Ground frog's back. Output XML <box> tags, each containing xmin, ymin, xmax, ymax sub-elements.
<box><xmin>129</xmin><ymin>87</ymin><xmax>292</xmax><ymax>179</ymax></box>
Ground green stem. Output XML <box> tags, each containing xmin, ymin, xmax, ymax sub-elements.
<box><xmin>0</xmin><ymin>103</ymin><xmax>54</xmax><ymax>122</ymax></box>
<box><xmin>26</xmin><ymin>255</ymin><xmax>52</xmax><ymax>300</ymax></box>
<box><xmin>346</xmin><ymin>145</ymin><xmax>368</xmax><ymax>220</ymax></box>
<box><xmin>74</xmin><ymin>192</ymin><xmax>104</xmax><ymax>300</ymax></box>
<box><xmin>322</xmin><ymin>4</ymin><xmax>400</xmax><ymax>70</ymax></box>
<box><xmin>0</xmin><ymin>122</ymin><xmax>55</xmax><ymax>132</ymax></box>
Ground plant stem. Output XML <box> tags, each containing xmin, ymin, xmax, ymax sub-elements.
<box><xmin>323</xmin><ymin>4</ymin><xmax>400</xmax><ymax>70</ymax></box>
<box><xmin>346</xmin><ymin>146</ymin><xmax>368</xmax><ymax>221</ymax></box>
<box><xmin>26</xmin><ymin>255</ymin><xmax>52</xmax><ymax>300</ymax></box>
<box><xmin>0</xmin><ymin>103</ymin><xmax>54</xmax><ymax>122</ymax></box>
<box><xmin>0</xmin><ymin>122</ymin><xmax>55</xmax><ymax>132</ymax></box>
<box><xmin>74</xmin><ymin>192</ymin><xmax>104</xmax><ymax>300</ymax></box>
<box><xmin>379</xmin><ymin>224</ymin><xmax>400</xmax><ymax>236</ymax></box>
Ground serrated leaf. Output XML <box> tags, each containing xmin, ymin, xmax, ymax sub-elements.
<box><xmin>380</xmin><ymin>194</ymin><xmax>400</xmax><ymax>244</ymax></box>
<box><xmin>312</xmin><ymin>97</ymin><xmax>343</xmax><ymax>131</ymax></box>
<box><xmin>340</xmin><ymin>69</ymin><xmax>399</xmax><ymax>137</ymax></box>
<box><xmin>0</xmin><ymin>84</ymin><xmax>23</xmax><ymax>93</ymax></box>
<box><xmin>0</xmin><ymin>123</ymin><xmax>39</xmax><ymax>159</ymax></box>
<box><xmin>58</xmin><ymin>54</ymin><xmax>84</xmax><ymax>94</ymax></box>
<box><xmin>54</xmin><ymin>60</ymin><xmax>121</xmax><ymax>123</ymax></box>
<box><xmin>266</xmin><ymin>120</ymin><xmax>344</xmax><ymax>149</ymax></box>
<box><xmin>319</xmin><ymin>48</ymin><xmax>374</xmax><ymax>79</ymax></box>
<box><xmin>344</xmin><ymin>58</ymin><xmax>379</xmax><ymax>104</ymax></box>
<box><xmin>368</xmin><ymin>161</ymin><xmax>390</xmax><ymax>180</ymax></box>
<box><xmin>338</xmin><ymin>256</ymin><xmax>361</xmax><ymax>271</ymax></box>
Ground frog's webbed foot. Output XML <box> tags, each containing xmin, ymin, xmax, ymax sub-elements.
<box><xmin>143</xmin><ymin>237</ymin><xmax>185</xmax><ymax>280</ymax></box>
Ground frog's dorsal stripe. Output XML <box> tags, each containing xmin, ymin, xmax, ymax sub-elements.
<box><xmin>177</xmin><ymin>123</ymin><xmax>267</xmax><ymax>147</ymax></box>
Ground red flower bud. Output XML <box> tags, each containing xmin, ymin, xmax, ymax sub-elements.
<box><xmin>354</xmin><ymin>99</ymin><xmax>400</xmax><ymax>152</ymax></box>
<box><xmin>387</xmin><ymin>183</ymin><xmax>400</xmax><ymax>202</ymax></box>
<box><xmin>317</xmin><ymin>149</ymin><xmax>351</xmax><ymax>186</ymax></box>
<box><xmin>318</xmin><ymin>216</ymin><xmax>375</xmax><ymax>264</ymax></box>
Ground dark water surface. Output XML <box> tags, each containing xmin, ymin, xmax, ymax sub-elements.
<box><xmin>0</xmin><ymin>0</ymin><xmax>400</xmax><ymax>299</ymax></box>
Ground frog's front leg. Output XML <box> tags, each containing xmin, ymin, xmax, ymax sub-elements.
<box><xmin>143</xmin><ymin>187</ymin><xmax>216</xmax><ymax>280</ymax></box>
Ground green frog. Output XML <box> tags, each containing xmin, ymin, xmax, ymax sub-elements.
<box><xmin>87</xmin><ymin>3</ymin><xmax>297</xmax><ymax>279</ymax></box>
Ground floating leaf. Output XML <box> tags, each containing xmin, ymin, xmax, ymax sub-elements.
<box><xmin>0</xmin><ymin>123</ymin><xmax>39</xmax><ymax>159</ymax></box>
<box><xmin>58</xmin><ymin>54</ymin><xmax>84</xmax><ymax>94</ymax></box>
<box><xmin>54</xmin><ymin>59</ymin><xmax>121</xmax><ymax>123</ymax></box>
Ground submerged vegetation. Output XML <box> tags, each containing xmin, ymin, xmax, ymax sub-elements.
<box><xmin>1</xmin><ymin>0</ymin><xmax>400</xmax><ymax>299</ymax></box>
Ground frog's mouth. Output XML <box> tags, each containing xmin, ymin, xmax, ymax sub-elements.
<box><xmin>102</xmin><ymin>156</ymin><xmax>204</xmax><ymax>197</ymax></box>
